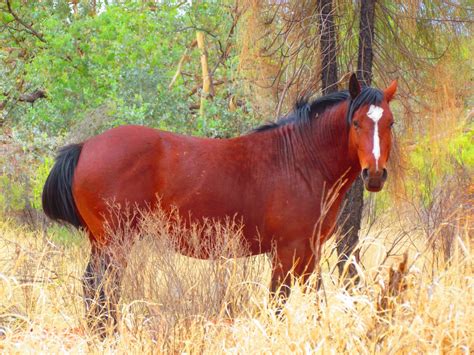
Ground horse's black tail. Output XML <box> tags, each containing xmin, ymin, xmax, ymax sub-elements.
<box><xmin>42</xmin><ymin>143</ymin><xmax>83</xmax><ymax>228</ymax></box>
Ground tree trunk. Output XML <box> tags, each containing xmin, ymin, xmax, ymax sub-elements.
<box><xmin>317</xmin><ymin>0</ymin><xmax>338</xmax><ymax>95</ymax></box>
<box><xmin>356</xmin><ymin>0</ymin><xmax>376</xmax><ymax>86</ymax></box>
<box><xmin>336</xmin><ymin>0</ymin><xmax>376</xmax><ymax>282</ymax></box>
<box><xmin>196</xmin><ymin>31</ymin><xmax>214</xmax><ymax>119</ymax></box>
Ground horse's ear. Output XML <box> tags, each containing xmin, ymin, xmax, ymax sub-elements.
<box><xmin>349</xmin><ymin>73</ymin><xmax>361</xmax><ymax>99</ymax></box>
<box><xmin>384</xmin><ymin>80</ymin><xmax>397</xmax><ymax>102</ymax></box>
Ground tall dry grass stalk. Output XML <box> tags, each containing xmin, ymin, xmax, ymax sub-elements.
<box><xmin>0</xmin><ymin>198</ymin><xmax>472</xmax><ymax>353</ymax></box>
<box><xmin>114</xmin><ymin>207</ymin><xmax>270</xmax><ymax>348</ymax></box>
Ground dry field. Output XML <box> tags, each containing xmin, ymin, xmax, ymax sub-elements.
<box><xmin>0</xmin><ymin>207</ymin><xmax>472</xmax><ymax>354</ymax></box>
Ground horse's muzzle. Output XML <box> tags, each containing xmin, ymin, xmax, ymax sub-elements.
<box><xmin>361</xmin><ymin>168</ymin><xmax>388</xmax><ymax>192</ymax></box>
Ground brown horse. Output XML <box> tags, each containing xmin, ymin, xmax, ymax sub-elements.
<box><xmin>42</xmin><ymin>74</ymin><xmax>396</xmax><ymax>331</ymax></box>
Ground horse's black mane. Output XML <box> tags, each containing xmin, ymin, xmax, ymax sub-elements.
<box><xmin>253</xmin><ymin>87</ymin><xmax>384</xmax><ymax>132</ymax></box>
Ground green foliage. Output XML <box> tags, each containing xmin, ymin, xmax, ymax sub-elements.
<box><xmin>23</xmin><ymin>3</ymin><xmax>188</xmax><ymax>133</ymax></box>
<box><xmin>407</xmin><ymin>119</ymin><xmax>472</xmax><ymax>208</ymax></box>
<box><xmin>1</xmin><ymin>1</ymin><xmax>254</xmax><ymax>138</ymax></box>
<box><xmin>31</xmin><ymin>157</ymin><xmax>54</xmax><ymax>210</ymax></box>
<box><xmin>365</xmin><ymin>188</ymin><xmax>392</xmax><ymax>217</ymax></box>
<box><xmin>448</xmin><ymin>123</ymin><xmax>474</xmax><ymax>168</ymax></box>
<box><xmin>409</xmin><ymin>147</ymin><xmax>435</xmax><ymax>207</ymax></box>
<box><xmin>0</xmin><ymin>174</ymin><xmax>26</xmax><ymax>213</ymax></box>
<box><xmin>47</xmin><ymin>224</ymin><xmax>82</xmax><ymax>248</ymax></box>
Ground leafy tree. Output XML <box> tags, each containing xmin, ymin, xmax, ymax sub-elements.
<box><xmin>1</xmin><ymin>1</ymin><xmax>256</xmax><ymax>139</ymax></box>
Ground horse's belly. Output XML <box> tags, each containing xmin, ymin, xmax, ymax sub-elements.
<box><xmin>158</xmin><ymin>195</ymin><xmax>270</xmax><ymax>258</ymax></box>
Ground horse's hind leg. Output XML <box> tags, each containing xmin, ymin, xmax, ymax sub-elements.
<box><xmin>82</xmin><ymin>246</ymin><xmax>107</xmax><ymax>334</ymax></box>
<box><xmin>82</xmin><ymin>242</ymin><xmax>126</xmax><ymax>337</ymax></box>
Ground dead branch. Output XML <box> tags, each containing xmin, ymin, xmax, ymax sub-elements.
<box><xmin>188</xmin><ymin>79</ymin><xmax>226</xmax><ymax>97</ymax></box>
<box><xmin>377</xmin><ymin>252</ymin><xmax>409</xmax><ymax>316</ymax></box>
<box><xmin>5</xmin><ymin>0</ymin><xmax>46</xmax><ymax>43</ymax></box>
<box><xmin>18</xmin><ymin>89</ymin><xmax>47</xmax><ymax>103</ymax></box>
<box><xmin>168</xmin><ymin>39</ymin><xmax>197</xmax><ymax>89</ymax></box>
<box><xmin>0</xmin><ymin>89</ymin><xmax>47</xmax><ymax>111</ymax></box>
<box><xmin>211</xmin><ymin>2</ymin><xmax>242</xmax><ymax>76</ymax></box>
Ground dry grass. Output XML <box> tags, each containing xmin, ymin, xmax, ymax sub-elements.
<box><xmin>0</xmin><ymin>205</ymin><xmax>472</xmax><ymax>354</ymax></box>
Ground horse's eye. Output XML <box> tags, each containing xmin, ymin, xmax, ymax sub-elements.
<box><xmin>353</xmin><ymin>120</ymin><xmax>360</xmax><ymax>129</ymax></box>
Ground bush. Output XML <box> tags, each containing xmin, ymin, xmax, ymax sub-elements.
<box><xmin>0</xmin><ymin>174</ymin><xmax>26</xmax><ymax>213</ymax></box>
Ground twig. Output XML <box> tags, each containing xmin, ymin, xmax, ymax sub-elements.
<box><xmin>168</xmin><ymin>40</ymin><xmax>197</xmax><ymax>89</ymax></box>
<box><xmin>18</xmin><ymin>89</ymin><xmax>47</xmax><ymax>103</ymax></box>
<box><xmin>5</xmin><ymin>0</ymin><xmax>46</xmax><ymax>43</ymax></box>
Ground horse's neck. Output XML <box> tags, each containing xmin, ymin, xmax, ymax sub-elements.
<box><xmin>271</xmin><ymin>102</ymin><xmax>360</xmax><ymax>186</ymax></box>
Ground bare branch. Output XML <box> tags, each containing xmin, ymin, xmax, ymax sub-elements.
<box><xmin>18</xmin><ymin>89</ymin><xmax>47</xmax><ymax>103</ymax></box>
<box><xmin>5</xmin><ymin>0</ymin><xmax>46</xmax><ymax>43</ymax></box>
<box><xmin>168</xmin><ymin>40</ymin><xmax>197</xmax><ymax>89</ymax></box>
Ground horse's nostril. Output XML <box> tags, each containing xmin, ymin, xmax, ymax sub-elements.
<box><xmin>362</xmin><ymin>168</ymin><xmax>369</xmax><ymax>180</ymax></box>
<box><xmin>382</xmin><ymin>168</ymin><xmax>388</xmax><ymax>181</ymax></box>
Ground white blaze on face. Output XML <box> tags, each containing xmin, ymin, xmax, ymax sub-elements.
<box><xmin>367</xmin><ymin>105</ymin><xmax>384</xmax><ymax>171</ymax></box>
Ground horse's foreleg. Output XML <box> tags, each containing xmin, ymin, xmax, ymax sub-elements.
<box><xmin>270</xmin><ymin>257</ymin><xmax>292</xmax><ymax>301</ymax></box>
<box><xmin>82</xmin><ymin>243</ymin><xmax>126</xmax><ymax>337</ymax></box>
<box><xmin>270</xmin><ymin>247</ymin><xmax>317</xmax><ymax>312</ymax></box>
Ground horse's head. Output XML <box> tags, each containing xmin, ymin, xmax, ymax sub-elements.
<box><xmin>347</xmin><ymin>74</ymin><xmax>397</xmax><ymax>192</ymax></box>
